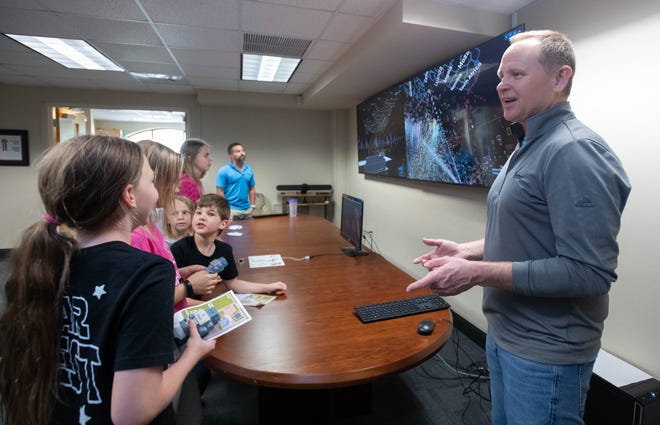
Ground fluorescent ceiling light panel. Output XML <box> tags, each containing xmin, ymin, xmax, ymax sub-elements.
<box><xmin>242</xmin><ymin>54</ymin><xmax>300</xmax><ymax>83</ymax></box>
<box><xmin>5</xmin><ymin>34</ymin><xmax>123</xmax><ymax>71</ymax></box>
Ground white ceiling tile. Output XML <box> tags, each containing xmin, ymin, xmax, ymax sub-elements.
<box><xmin>171</xmin><ymin>49</ymin><xmax>239</xmax><ymax>68</ymax></box>
<box><xmin>0</xmin><ymin>35</ymin><xmax>26</xmax><ymax>51</ymax></box>
<box><xmin>3</xmin><ymin>62</ymin><xmax>69</xmax><ymax>77</ymax></box>
<box><xmin>140</xmin><ymin>0</ymin><xmax>239</xmax><ymax>29</ymax></box>
<box><xmin>296</xmin><ymin>58</ymin><xmax>330</xmax><ymax>74</ymax></box>
<box><xmin>93</xmin><ymin>43</ymin><xmax>173</xmax><ymax>64</ymax></box>
<box><xmin>0</xmin><ymin>50</ymin><xmax>56</xmax><ymax>67</ymax></box>
<box><xmin>183</xmin><ymin>64</ymin><xmax>238</xmax><ymax>79</ymax></box>
<box><xmin>33</xmin><ymin>0</ymin><xmax>145</xmax><ymax>21</ymax></box>
<box><xmin>282</xmin><ymin>82</ymin><xmax>307</xmax><ymax>94</ymax></box>
<box><xmin>1</xmin><ymin>0</ymin><xmax>44</xmax><ymax>10</ymax></box>
<box><xmin>305</xmin><ymin>39</ymin><xmax>348</xmax><ymax>60</ymax></box>
<box><xmin>55</xmin><ymin>14</ymin><xmax>162</xmax><ymax>45</ymax></box>
<box><xmin>288</xmin><ymin>70</ymin><xmax>317</xmax><ymax>84</ymax></box>
<box><xmin>338</xmin><ymin>0</ymin><xmax>398</xmax><ymax>17</ymax></box>
<box><xmin>321</xmin><ymin>13</ymin><xmax>373</xmax><ymax>43</ymax></box>
<box><xmin>240</xmin><ymin>1</ymin><xmax>332</xmax><ymax>39</ymax></box>
<box><xmin>0</xmin><ymin>7</ymin><xmax>81</xmax><ymax>38</ymax></box>
<box><xmin>187</xmin><ymin>76</ymin><xmax>239</xmax><ymax>90</ymax></box>
<box><xmin>0</xmin><ymin>75</ymin><xmax>48</xmax><ymax>86</ymax></box>
<box><xmin>2</xmin><ymin>0</ymin><xmax>43</xmax><ymax>10</ymax></box>
<box><xmin>259</xmin><ymin>0</ymin><xmax>342</xmax><ymax>12</ymax></box>
<box><xmin>156</xmin><ymin>24</ymin><xmax>239</xmax><ymax>50</ymax></box>
<box><xmin>0</xmin><ymin>61</ymin><xmax>45</xmax><ymax>82</ymax></box>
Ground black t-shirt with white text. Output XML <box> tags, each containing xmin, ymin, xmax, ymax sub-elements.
<box><xmin>52</xmin><ymin>241</ymin><xmax>175</xmax><ymax>425</ymax></box>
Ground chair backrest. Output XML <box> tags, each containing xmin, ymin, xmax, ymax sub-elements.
<box><xmin>252</xmin><ymin>192</ymin><xmax>271</xmax><ymax>216</ymax></box>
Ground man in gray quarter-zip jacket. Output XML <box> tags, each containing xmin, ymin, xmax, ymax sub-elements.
<box><xmin>407</xmin><ymin>30</ymin><xmax>631</xmax><ymax>425</ymax></box>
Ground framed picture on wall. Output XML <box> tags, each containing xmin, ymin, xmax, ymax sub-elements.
<box><xmin>0</xmin><ymin>130</ymin><xmax>29</xmax><ymax>166</ymax></box>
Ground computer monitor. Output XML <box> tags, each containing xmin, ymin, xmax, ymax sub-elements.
<box><xmin>340</xmin><ymin>193</ymin><xmax>368</xmax><ymax>256</ymax></box>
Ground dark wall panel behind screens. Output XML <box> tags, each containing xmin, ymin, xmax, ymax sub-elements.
<box><xmin>357</xmin><ymin>25</ymin><xmax>524</xmax><ymax>188</ymax></box>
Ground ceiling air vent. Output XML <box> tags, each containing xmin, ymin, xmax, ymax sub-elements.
<box><xmin>243</xmin><ymin>33</ymin><xmax>311</xmax><ymax>58</ymax></box>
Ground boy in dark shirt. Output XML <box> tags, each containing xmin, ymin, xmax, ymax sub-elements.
<box><xmin>171</xmin><ymin>194</ymin><xmax>287</xmax><ymax>296</ymax></box>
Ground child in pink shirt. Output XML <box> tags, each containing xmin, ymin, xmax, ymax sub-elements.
<box><xmin>131</xmin><ymin>140</ymin><xmax>219</xmax><ymax>312</ymax></box>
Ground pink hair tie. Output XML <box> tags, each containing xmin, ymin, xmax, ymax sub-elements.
<box><xmin>43</xmin><ymin>214</ymin><xmax>62</xmax><ymax>226</ymax></box>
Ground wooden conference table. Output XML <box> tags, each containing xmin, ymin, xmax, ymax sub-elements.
<box><xmin>205</xmin><ymin>214</ymin><xmax>452</xmax><ymax>422</ymax></box>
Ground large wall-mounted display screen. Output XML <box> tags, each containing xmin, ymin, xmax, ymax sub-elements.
<box><xmin>357</xmin><ymin>25</ymin><xmax>524</xmax><ymax>187</ymax></box>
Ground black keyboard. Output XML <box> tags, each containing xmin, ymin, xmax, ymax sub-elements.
<box><xmin>354</xmin><ymin>295</ymin><xmax>451</xmax><ymax>323</ymax></box>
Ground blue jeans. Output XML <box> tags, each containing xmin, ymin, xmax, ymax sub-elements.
<box><xmin>486</xmin><ymin>335</ymin><xmax>594</xmax><ymax>425</ymax></box>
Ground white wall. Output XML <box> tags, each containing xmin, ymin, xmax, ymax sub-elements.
<box><xmin>198</xmin><ymin>104</ymin><xmax>334</xmax><ymax>209</ymax></box>
<box><xmin>342</xmin><ymin>0</ymin><xmax>660</xmax><ymax>378</ymax></box>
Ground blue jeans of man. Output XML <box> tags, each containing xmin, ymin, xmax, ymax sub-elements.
<box><xmin>486</xmin><ymin>335</ymin><xmax>594</xmax><ymax>425</ymax></box>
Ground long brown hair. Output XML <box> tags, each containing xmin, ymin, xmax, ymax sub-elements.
<box><xmin>0</xmin><ymin>135</ymin><xmax>143</xmax><ymax>425</ymax></box>
<box><xmin>180</xmin><ymin>138</ymin><xmax>210</xmax><ymax>183</ymax></box>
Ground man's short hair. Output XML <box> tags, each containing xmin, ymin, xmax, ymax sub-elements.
<box><xmin>196</xmin><ymin>194</ymin><xmax>231</xmax><ymax>222</ymax></box>
<box><xmin>227</xmin><ymin>142</ymin><xmax>242</xmax><ymax>155</ymax></box>
<box><xmin>510</xmin><ymin>30</ymin><xmax>576</xmax><ymax>95</ymax></box>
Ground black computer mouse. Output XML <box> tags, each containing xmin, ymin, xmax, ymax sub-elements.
<box><xmin>417</xmin><ymin>320</ymin><xmax>435</xmax><ymax>335</ymax></box>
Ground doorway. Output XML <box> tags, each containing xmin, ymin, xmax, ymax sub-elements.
<box><xmin>50</xmin><ymin>107</ymin><xmax>187</xmax><ymax>152</ymax></box>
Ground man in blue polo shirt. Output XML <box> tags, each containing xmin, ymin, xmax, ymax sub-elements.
<box><xmin>216</xmin><ymin>143</ymin><xmax>256</xmax><ymax>218</ymax></box>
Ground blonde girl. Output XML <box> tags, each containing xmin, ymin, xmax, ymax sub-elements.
<box><xmin>130</xmin><ymin>140</ymin><xmax>219</xmax><ymax>309</ymax></box>
<box><xmin>164</xmin><ymin>195</ymin><xmax>194</xmax><ymax>245</ymax></box>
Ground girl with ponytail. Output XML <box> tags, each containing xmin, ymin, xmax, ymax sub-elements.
<box><xmin>0</xmin><ymin>135</ymin><xmax>215</xmax><ymax>425</ymax></box>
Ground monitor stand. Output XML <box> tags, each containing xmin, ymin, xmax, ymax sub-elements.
<box><xmin>342</xmin><ymin>247</ymin><xmax>369</xmax><ymax>257</ymax></box>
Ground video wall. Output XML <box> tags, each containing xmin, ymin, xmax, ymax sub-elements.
<box><xmin>356</xmin><ymin>25</ymin><xmax>524</xmax><ymax>188</ymax></box>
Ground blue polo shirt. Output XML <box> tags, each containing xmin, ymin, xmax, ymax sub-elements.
<box><xmin>216</xmin><ymin>162</ymin><xmax>255</xmax><ymax>210</ymax></box>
